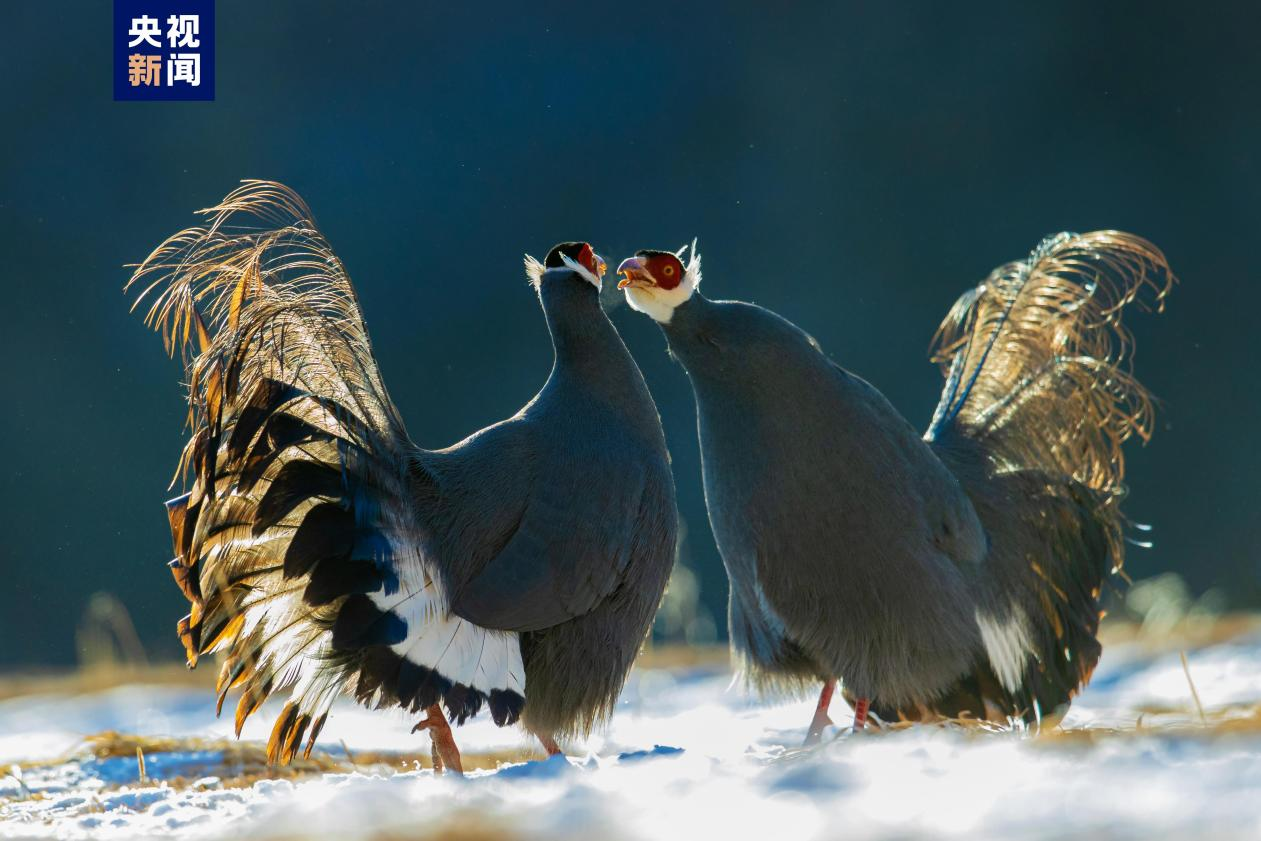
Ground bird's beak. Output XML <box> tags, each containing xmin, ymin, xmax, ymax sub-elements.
<box><xmin>617</xmin><ymin>256</ymin><xmax>655</xmax><ymax>289</ymax></box>
<box><xmin>594</xmin><ymin>253</ymin><xmax>608</xmax><ymax>280</ymax></box>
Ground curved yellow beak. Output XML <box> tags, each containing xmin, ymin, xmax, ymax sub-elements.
<box><xmin>617</xmin><ymin>256</ymin><xmax>653</xmax><ymax>289</ymax></box>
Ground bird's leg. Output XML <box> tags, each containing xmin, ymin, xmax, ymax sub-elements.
<box><xmin>538</xmin><ymin>734</ymin><xmax>563</xmax><ymax>758</ymax></box>
<box><xmin>430</xmin><ymin>733</ymin><xmax>444</xmax><ymax>774</ymax></box>
<box><xmin>852</xmin><ymin>697</ymin><xmax>870</xmax><ymax>731</ymax></box>
<box><xmin>412</xmin><ymin>703</ymin><xmax>464</xmax><ymax>776</ymax></box>
<box><xmin>803</xmin><ymin>679</ymin><xmax>837</xmax><ymax>746</ymax></box>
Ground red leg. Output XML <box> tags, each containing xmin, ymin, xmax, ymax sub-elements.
<box><xmin>803</xmin><ymin>679</ymin><xmax>837</xmax><ymax>746</ymax></box>
<box><xmin>538</xmin><ymin>734</ymin><xmax>563</xmax><ymax>757</ymax></box>
<box><xmin>412</xmin><ymin>704</ymin><xmax>464</xmax><ymax>776</ymax></box>
<box><xmin>852</xmin><ymin>697</ymin><xmax>870</xmax><ymax>731</ymax></box>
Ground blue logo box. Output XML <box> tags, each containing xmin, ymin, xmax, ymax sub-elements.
<box><xmin>114</xmin><ymin>0</ymin><xmax>215</xmax><ymax>101</ymax></box>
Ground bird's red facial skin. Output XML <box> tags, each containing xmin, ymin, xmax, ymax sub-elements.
<box><xmin>645</xmin><ymin>254</ymin><xmax>685</xmax><ymax>290</ymax></box>
<box><xmin>576</xmin><ymin>243</ymin><xmax>597</xmax><ymax>276</ymax></box>
<box><xmin>573</xmin><ymin>243</ymin><xmax>608</xmax><ymax>280</ymax></box>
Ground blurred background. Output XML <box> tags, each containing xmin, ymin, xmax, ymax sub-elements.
<box><xmin>1</xmin><ymin>1</ymin><xmax>1256</xmax><ymax>669</ymax></box>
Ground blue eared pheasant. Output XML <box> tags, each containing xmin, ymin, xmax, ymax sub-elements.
<box><xmin>128</xmin><ymin>182</ymin><xmax>678</xmax><ymax>773</ymax></box>
<box><xmin>617</xmin><ymin>233</ymin><xmax>1172</xmax><ymax>741</ymax></box>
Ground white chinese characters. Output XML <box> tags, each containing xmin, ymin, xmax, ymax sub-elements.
<box><xmin>169</xmin><ymin>54</ymin><xmax>201</xmax><ymax>87</ymax></box>
<box><xmin>126</xmin><ymin>14</ymin><xmax>202</xmax><ymax>89</ymax></box>
<box><xmin>127</xmin><ymin>15</ymin><xmax>161</xmax><ymax>48</ymax></box>
<box><xmin>166</xmin><ymin>15</ymin><xmax>200</xmax><ymax>48</ymax></box>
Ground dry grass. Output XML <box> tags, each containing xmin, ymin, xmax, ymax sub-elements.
<box><xmin>0</xmin><ymin>645</ymin><xmax>730</xmax><ymax>704</ymax></box>
<box><xmin>0</xmin><ymin>663</ymin><xmax>214</xmax><ymax>702</ymax></box>
<box><xmin>1097</xmin><ymin>613</ymin><xmax>1261</xmax><ymax>649</ymax></box>
<box><xmin>1035</xmin><ymin>704</ymin><xmax>1261</xmax><ymax>746</ymax></box>
<box><xmin>2</xmin><ymin>731</ymin><xmax>557</xmax><ymax>802</ymax></box>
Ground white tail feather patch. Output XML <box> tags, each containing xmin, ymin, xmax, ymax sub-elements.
<box><xmin>238</xmin><ymin>475</ymin><xmax>525</xmax><ymax>719</ymax></box>
<box><xmin>376</xmin><ymin>587</ymin><xmax>524</xmax><ymax>696</ymax></box>
<box><xmin>976</xmin><ymin>607</ymin><xmax>1034</xmax><ymax>693</ymax></box>
<box><xmin>369</xmin><ymin>517</ymin><xmax>524</xmax><ymax>697</ymax></box>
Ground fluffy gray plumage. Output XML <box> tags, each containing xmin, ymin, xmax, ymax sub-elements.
<box><xmin>635</xmin><ymin>232</ymin><xmax>1172</xmax><ymax>723</ymax></box>
<box><xmin>663</xmin><ymin>296</ymin><xmax>986</xmax><ymax>706</ymax></box>
<box><xmin>424</xmin><ymin>263</ymin><xmax>680</xmax><ymax>737</ymax></box>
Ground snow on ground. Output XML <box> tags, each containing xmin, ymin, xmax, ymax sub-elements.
<box><xmin>4</xmin><ymin>632</ymin><xmax>1261</xmax><ymax>841</ymax></box>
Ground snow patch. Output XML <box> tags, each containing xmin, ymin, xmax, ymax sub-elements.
<box><xmin>3</xmin><ymin>638</ymin><xmax>1261</xmax><ymax>840</ymax></box>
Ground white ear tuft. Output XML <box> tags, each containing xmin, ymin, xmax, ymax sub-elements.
<box><xmin>683</xmin><ymin>238</ymin><xmax>702</xmax><ymax>288</ymax></box>
<box><xmin>524</xmin><ymin>255</ymin><xmax>545</xmax><ymax>289</ymax></box>
<box><xmin>558</xmin><ymin>252</ymin><xmax>603</xmax><ymax>290</ymax></box>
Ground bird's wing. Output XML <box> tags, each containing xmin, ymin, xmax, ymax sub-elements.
<box><xmin>451</xmin><ymin>445</ymin><xmax>656</xmax><ymax>632</ymax></box>
<box><xmin>840</xmin><ymin>369</ymin><xmax>989</xmax><ymax>570</ymax></box>
<box><xmin>880</xmin><ymin>458</ymin><xmax>1117</xmax><ymax>724</ymax></box>
<box><xmin>128</xmin><ymin>181</ymin><xmax>523</xmax><ymax>765</ymax></box>
<box><xmin>970</xmin><ymin>469</ymin><xmax>1116</xmax><ymax>718</ymax></box>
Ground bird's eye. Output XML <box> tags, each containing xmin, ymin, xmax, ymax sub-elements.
<box><xmin>663</xmin><ymin>264</ymin><xmax>676</xmax><ymax>276</ymax></box>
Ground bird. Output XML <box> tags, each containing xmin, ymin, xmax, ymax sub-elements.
<box><xmin>617</xmin><ymin>232</ymin><xmax>1172</xmax><ymax>742</ymax></box>
<box><xmin>127</xmin><ymin>181</ymin><xmax>678</xmax><ymax>773</ymax></box>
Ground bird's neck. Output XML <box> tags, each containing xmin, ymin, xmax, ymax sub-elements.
<box><xmin>658</xmin><ymin>293</ymin><xmax>720</xmax><ymax>367</ymax></box>
<box><xmin>539</xmin><ymin>275</ymin><xmax>630</xmax><ymax>386</ymax></box>
<box><xmin>661</xmin><ymin>291</ymin><xmax>713</xmax><ymax>324</ymax></box>
<box><xmin>661</xmin><ymin>292</ymin><xmax>822</xmax><ymax>407</ymax></box>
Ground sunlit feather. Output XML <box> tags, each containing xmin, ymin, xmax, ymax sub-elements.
<box><xmin>927</xmin><ymin>230</ymin><xmax>1174</xmax><ymax>500</ymax></box>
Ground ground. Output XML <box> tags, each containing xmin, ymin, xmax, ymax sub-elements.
<box><xmin>3</xmin><ymin>624</ymin><xmax>1261</xmax><ymax>841</ymax></box>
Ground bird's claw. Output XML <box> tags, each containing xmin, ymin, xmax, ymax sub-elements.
<box><xmin>413</xmin><ymin>703</ymin><xmax>464</xmax><ymax>776</ymax></box>
<box><xmin>802</xmin><ymin>714</ymin><xmax>834</xmax><ymax>747</ymax></box>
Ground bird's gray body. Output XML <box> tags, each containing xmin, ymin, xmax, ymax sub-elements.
<box><xmin>662</xmin><ymin>295</ymin><xmax>988</xmax><ymax>705</ymax></box>
<box><xmin>418</xmin><ymin>273</ymin><xmax>678</xmax><ymax>736</ymax></box>
<box><xmin>133</xmin><ymin>182</ymin><xmax>679</xmax><ymax>759</ymax></box>
<box><xmin>630</xmin><ymin>231</ymin><xmax>1168</xmax><ymax>722</ymax></box>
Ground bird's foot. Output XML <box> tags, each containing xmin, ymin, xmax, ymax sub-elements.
<box><xmin>412</xmin><ymin>703</ymin><xmax>464</xmax><ymax>776</ymax></box>
<box><xmin>803</xmin><ymin>714</ymin><xmax>834</xmax><ymax>747</ymax></box>
<box><xmin>802</xmin><ymin>678</ymin><xmax>837</xmax><ymax>747</ymax></box>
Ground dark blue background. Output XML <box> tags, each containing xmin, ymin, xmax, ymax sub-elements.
<box><xmin>1</xmin><ymin>1</ymin><xmax>1258</xmax><ymax>666</ymax></box>
<box><xmin>113</xmin><ymin>0</ymin><xmax>214</xmax><ymax>101</ymax></box>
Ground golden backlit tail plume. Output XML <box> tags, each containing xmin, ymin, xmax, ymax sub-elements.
<box><xmin>927</xmin><ymin>230</ymin><xmax>1175</xmax><ymax>498</ymax></box>
<box><xmin>127</xmin><ymin>179</ymin><xmax>404</xmax><ymax>445</ymax></box>
<box><xmin>897</xmin><ymin>231</ymin><xmax>1178</xmax><ymax>725</ymax></box>
<box><xmin>125</xmin><ymin>181</ymin><xmax>429</xmax><ymax>763</ymax></box>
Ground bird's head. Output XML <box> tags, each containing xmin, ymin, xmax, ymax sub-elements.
<box><xmin>525</xmin><ymin>242</ymin><xmax>606</xmax><ymax>291</ymax></box>
<box><xmin>617</xmin><ymin>240</ymin><xmax>701</xmax><ymax>324</ymax></box>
